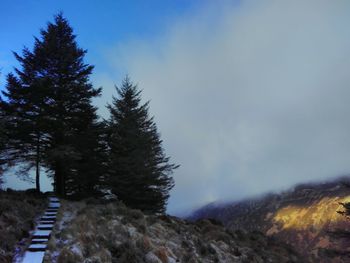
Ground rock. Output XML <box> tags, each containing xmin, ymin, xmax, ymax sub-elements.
<box><xmin>145</xmin><ymin>251</ymin><xmax>162</xmax><ymax>263</ymax></box>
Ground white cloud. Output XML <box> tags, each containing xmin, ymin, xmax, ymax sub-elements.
<box><xmin>99</xmin><ymin>0</ymin><xmax>350</xmax><ymax>215</ymax></box>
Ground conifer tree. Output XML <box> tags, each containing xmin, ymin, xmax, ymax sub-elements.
<box><xmin>107</xmin><ymin>77</ymin><xmax>178</xmax><ymax>213</ymax></box>
<box><xmin>0</xmin><ymin>64</ymin><xmax>51</xmax><ymax>192</ymax></box>
<box><xmin>1</xmin><ymin>14</ymin><xmax>102</xmax><ymax>195</ymax></box>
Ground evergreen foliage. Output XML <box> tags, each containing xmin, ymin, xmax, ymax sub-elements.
<box><xmin>0</xmin><ymin>69</ymin><xmax>50</xmax><ymax>191</ymax></box>
<box><xmin>106</xmin><ymin>77</ymin><xmax>178</xmax><ymax>213</ymax></box>
<box><xmin>0</xmin><ymin>14</ymin><xmax>178</xmax><ymax>213</ymax></box>
<box><xmin>1</xmin><ymin>14</ymin><xmax>103</xmax><ymax>195</ymax></box>
<box><xmin>0</xmin><ymin>108</ymin><xmax>7</xmax><ymax>186</ymax></box>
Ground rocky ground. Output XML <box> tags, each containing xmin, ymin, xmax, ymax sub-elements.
<box><xmin>0</xmin><ymin>189</ymin><xmax>47</xmax><ymax>263</ymax></box>
<box><xmin>43</xmin><ymin>198</ymin><xmax>302</xmax><ymax>263</ymax></box>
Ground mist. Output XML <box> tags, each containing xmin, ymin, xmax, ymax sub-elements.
<box><xmin>92</xmin><ymin>0</ymin><xmax>350</xmax><ymax>215</ymax></box>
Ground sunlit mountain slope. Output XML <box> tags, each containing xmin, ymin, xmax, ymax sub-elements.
<box><xmin>190</xmin><ymin>178</ymin><xmax>350</xmax><ymax>262</ymax></box>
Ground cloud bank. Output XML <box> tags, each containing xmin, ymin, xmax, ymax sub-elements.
<box><xmin>98</xmin><ymin>0</ymin><xmax>350</xmax><ymax>215</ymax></box>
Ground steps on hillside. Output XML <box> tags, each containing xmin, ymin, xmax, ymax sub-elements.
<box><xmin>45</xmin><ymin>212</ymin><xmax>57</xmax><ymax>216</ymax></box>
<box><xmin>31</xmin><ymin>238</ymin><xmax>48</xmax><ymax>244</ymax></box>
<box><xmin>48</xmin><ymin>202</ymin><xmax>60</xmax><ymax>207</ymax></box>
<box><xmin>41</xmin><ymin>216</ymin><xmax>56</xmax><ymax>221</ymax></box>
<box><xmin>40</xmin><ymin>220</ymin><xmax>55</xmax><ymax>225</ymax></box>
<box><xmin>46</xmin><ymin>209</ymin><xmax>58</xmax><ymax>213</ymax></box>
<box><xmin>32</xmin><ymin>230</ymin><xmax>51</xmax><ymax>238</ymax></box>
<box><xmin>28</xmin><ymin>244</ymin><xmax>47</xmax><ymax>252</ymax></box>
<box><xmin>22</xmin><ymin>251</ymin><xmax>45</xmax><ymax>263</ymax></box>
<box><xmin>37</xmin><ymin>224</ymin><xmax>54</xmax><ymax>230</ymax></box>
<box><xmin>49</xmin><ymin>197</ymin><xmax>60</xmax><ymax>202</ymax></box>
<box><xmin>22</xmin><ymin>195</ymin><xmax>60</xmax><ymax>263</ymax></box>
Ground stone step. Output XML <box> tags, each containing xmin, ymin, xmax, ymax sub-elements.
<box><xmin>41</xmin><ymin>216</ymin><xmax>56</xmax><ymax>221</ymax></box>
<box><xmin>43</xmin><ymin>213</ymin><xmax>57</xmax><ymax>218</ymax></box>
<box><xmin>49</xmin><ymin>197</ymin><xmax>60</xmax><ymax>202</ymax></box>
<box><xmin>48</xmin><ymin>202</ymin><xmax>60</xmax><ymax>208</ymax></box>
<box><xmin>40</xmin><ymin>220</ymin><xmax>55</xmax><ymax>224</ymax></box>
<box><xmin>32</xmin><ymin>230</ymin><xmax>51</xmax><ymax>238</ymax></box>
<box><xmin>45</xmin><ymin>212</ymin><xmax>57</xmax><ymax>216</ymax></box>
<box><xmin>44</xmin><ymin>214</ymin><xmax>57</xmax><ymax>218</ymax></box>
<box><xmin>28</xmin><ymin>243</ymin><xmax>47</xmax><ymax>252</ymax></box>
<box><xmin>22</xmin><ymin>196</ymin><xmax>60</xmax><ymax>261</ymax></box>
<box><xmin>37</xmin><ymin>224</ymin><xmax>54</xmax><ymax>230</ymax></box>
<box><xmin>31</xmin><ymin>238</ymin><xmax>48</xmax><ymax>244</ymax></box>
<box><xmin>46</xmin><ymin>208</ymin><xmax>58</xmax><ymax>212</ymax></box>
<box><xmin>22</xmin><ymin>251</ymin><xmax>45</xmax><ymax>263</ymax></box>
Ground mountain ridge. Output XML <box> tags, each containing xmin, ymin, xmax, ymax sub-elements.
<box><xmin>189</xmin><ymin>177</ymin><xmax>350</xmax><ymax>262</ymax></box>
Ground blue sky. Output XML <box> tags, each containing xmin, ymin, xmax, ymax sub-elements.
<box><xmin>0</xmin><ymin>0</ymin><xmax>207</xmax><ymax>85</ymax></box>
<box><xmin>2</xmin><ymin>0</ymin><xmax>350</xmax><ymax>215</ymax></box>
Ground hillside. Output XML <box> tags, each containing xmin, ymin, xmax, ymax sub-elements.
<box><xmin>41</xmin><ymin>198</ymin><xmax>302</xmax><ymax>263</ymax></box>
<box><xmin>0</xmin><ymin>190</ymin><xmax>46</xmax><ymax>263</ymax></box>
<box><xmin>189</xmin><ymin>178</ymin><xmax>350</xmax><ymax>262</ymax></box>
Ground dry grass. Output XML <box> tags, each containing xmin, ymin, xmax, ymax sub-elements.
<box><xmin>43</xmin><ymin>198</ymin><xmax>302</xmax><ymax>263</ymax></box>
<box><xmin>0</xmin><ymin>189</ymin><xmax>46</xmax><ymax>263</ymax></box>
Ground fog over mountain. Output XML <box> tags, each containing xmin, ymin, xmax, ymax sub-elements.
<box><xmin>94</xmin><ymin>0</ymin><xmax>350</xmax><ymax>215</ymax></box>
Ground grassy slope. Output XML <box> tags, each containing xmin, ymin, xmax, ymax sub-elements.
<box><xmin>44</xmin><ymin>199</ymin><xmax>303</xmax><ymax>263</ymax></box>
<box><xmin>0</xmin><ymin>190</ymin><xmax>47</xmax><ymax>263</ymax></box>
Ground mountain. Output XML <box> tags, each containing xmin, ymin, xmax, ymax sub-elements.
<box><xmin>189</xmin><ymin>178</ymin><xmax>350</xmax><ymax>262</ymax></box>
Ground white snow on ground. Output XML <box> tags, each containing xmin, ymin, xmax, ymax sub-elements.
<box><xmin>45</xmin><ymin>212</ymin><xmax>57</xmax><ymax>216</ymax></box>
<box><xmin>44</xmin><ymin>202</ymin><xmax>78</xmax><ymax>263</ymax></box>
<box><xmin>13</xmin><ymin>197</ymin><xmax>58</xmax><ymax>263</ymax></box>
<box><xmin>33</xmin><ymin>230</ymin><xmax>51</xmax><ymax>238</ymax></box>
<box><xmin>49</xmin><ymin>203</ymin><xmax>60</xmax><ymax>208</ymax></box>
<box><xmin>70</xmin><ymin>243</ymin><xmax>84</xmax><ymax>258</ymax></box>
<box><xmin>28</xmin><ymin>244</ymin><xmax>47</xmax><ymax>250</ymax></box>
<box><xmin>57</xmin><ymin>210</ymin><xmax>74</xmax><ymax>232</ymax></box>
<box><xmin>22</xmin><ymin>251</ymin><xmax>45</xmax><ymax>263</ymax></box>
<box><xmin>13</xmin><ymin>207</ymin><xmax>48</xmax><ymax>263</ymax></box>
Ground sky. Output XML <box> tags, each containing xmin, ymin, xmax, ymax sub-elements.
<box><xmin>2</xmin><ymin>0</ymin><xmax>350</xmax><ymax>215</ymax></box>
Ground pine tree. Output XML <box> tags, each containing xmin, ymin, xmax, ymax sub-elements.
<box><xmin>0</xmin><ymin>65</ymin><xmax>51</xmax><ymax>192</ymax></box>
<box><xmin>35</xmin><ymin>13</ymin><xmax>102</xmax><ymax>196</ymax></box>
<box><xmin>107</xmin><ymin>77</ymin><xmax>178</xmax><ymax>214</ymax></box>
<box><xmin>65</xmin><ymin>120</ymin><xmax>107</xmax><ymax>197</ymax></box>
<box><xmin>1</xmin><ymin>13</ymin><xmax>102</xmax><ymax>195</ymax></box>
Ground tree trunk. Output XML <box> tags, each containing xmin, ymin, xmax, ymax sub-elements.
<box><xmin>35</xmin><ymin>135</ymin><xmax>41</xmax><ymax>192</ymax></box>
<box><xmin>55</xmin><ymin>162</ymin><xmax>62</xmax><ymax>196</ymax></box>
<box><xmin>55</xmin><ymin>161</ymin><xmax>66</xmax><ymax>197</ymax></box>
<box><xmin>35</xmin><ymin>158</ymin><xmax>40</xmax><ymax>192</ymax></box>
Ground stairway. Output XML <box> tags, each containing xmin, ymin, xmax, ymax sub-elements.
<box><xmin>22</xmin><ymin>196</ymin><xmax>60</xmax><ymax>263</ymax></box>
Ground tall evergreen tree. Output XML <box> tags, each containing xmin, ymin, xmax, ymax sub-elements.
<box><xmin>64</xmin><ymin>120</ymin><xmax>107</xmax><ymax>197</ymax></box>
<box><xmin>107</xmin><ymin>77</ymin><xmax>178</xmax><ymax>214</ymax></box>
<box><xmin>1</xmin><ymin>13</ymin><xmax>102</xmax><ymax>195</ymax></box>
<box><xmin>0</xmin><ymin>62</ymin><xmax>51</xmax><ymax>192</ymax></box>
